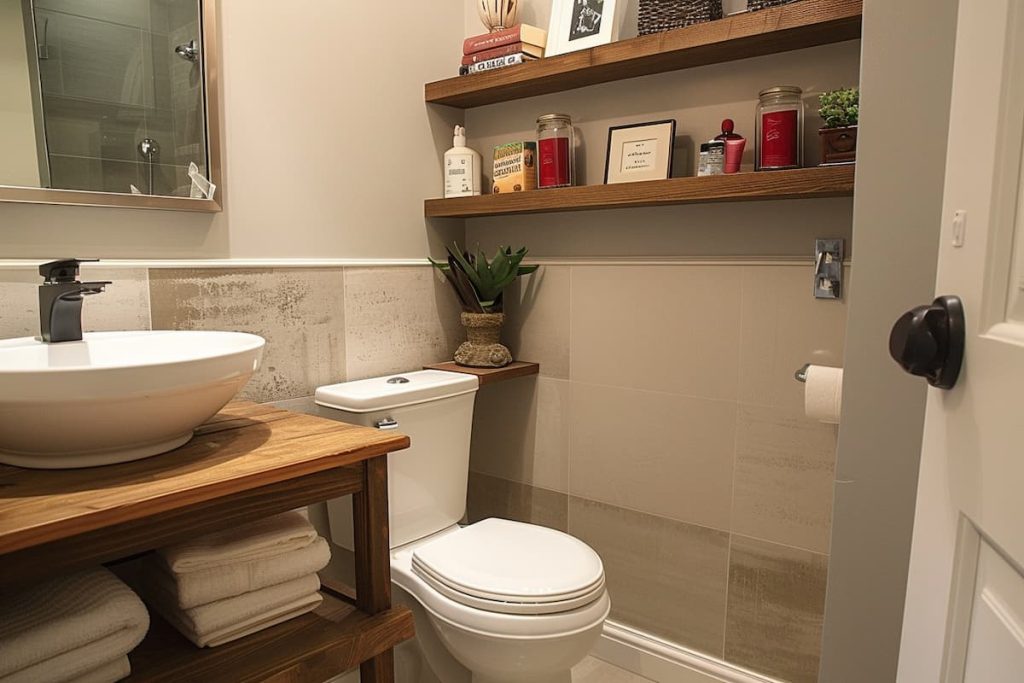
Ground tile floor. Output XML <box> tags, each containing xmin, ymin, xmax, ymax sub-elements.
<box><xmin>573</xmin><ymin>656</ymin><xmax>653</xmax><ymax>682</ymax></box>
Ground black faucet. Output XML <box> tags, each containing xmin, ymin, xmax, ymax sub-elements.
<box><xmin>38</xmin><ymin>259</ymin><xmax>111</xmax><ymax>343</ymax></box>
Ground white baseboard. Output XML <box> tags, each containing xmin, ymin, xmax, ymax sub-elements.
<box><xmin>592</xmin><ymin>620</ymin><xmax>783</xmax><ymax>683</ymax></box>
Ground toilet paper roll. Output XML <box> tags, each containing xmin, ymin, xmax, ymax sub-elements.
<box><xmin>804</xmin><ymin>365</ymin><xmax>843</xmax><ymax>424</ymax></box>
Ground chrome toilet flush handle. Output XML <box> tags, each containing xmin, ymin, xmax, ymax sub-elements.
<box><xmin>374</xmin><ymin>417</ymin><xmax>399</xmax><ymax>430</ymax></box>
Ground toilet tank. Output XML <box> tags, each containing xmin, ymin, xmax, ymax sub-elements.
<box><xmin>314</xmin><ymin>370</ymin><xmax>479</xmax><ymax>550</ymax></box>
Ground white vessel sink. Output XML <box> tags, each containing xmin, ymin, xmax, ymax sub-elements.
<box><xmin>0</xmin><ymin>330</ymin><xmax>265</xmax><ymax>469</ymax></box>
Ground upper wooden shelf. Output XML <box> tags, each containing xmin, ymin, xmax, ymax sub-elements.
<box><xmin>424</xmin><ymin>361</ymin><xmax>540</xmax><ymax>386</ymax></box>
<box><xmin>425</xmin><ymin>0</ymin><xmax>863</xmax><ymax>108</ymax></box>
<box><xmin>0</xmin><ymin>402</ymin><xmax>409</xmax><ymax>557</ymax></box>
<box><xmin>424</xmin><ymin>166</ymin><xmax>855</xmax><ymax>219</ymax></box>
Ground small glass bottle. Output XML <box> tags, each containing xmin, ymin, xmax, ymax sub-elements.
<box><xmin>536</xmin><ymin>114</ymin><xmax>574</xmax><ymax>188</ymax></box>
<box><xmin>755</xmin><ymin>86</ymin><xmax>804</xmax><ymax>170</ymax></box>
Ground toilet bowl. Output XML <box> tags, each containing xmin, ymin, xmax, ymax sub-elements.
<box><xmin>313</xmin><ymin>371</ymin><xmax>610</xmax><ymax>682</ymax></box>
<box><xmin>392</xmin><ymin>520</ymin><xmax>610</xmax><ymax>683</ymax></box>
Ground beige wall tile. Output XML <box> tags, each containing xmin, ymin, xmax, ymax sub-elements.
<box><xmin>570</xmin><ymin>496</ymin><xmax>730</xmax><ymax>657</ymax></box>
<box><xmin>470</xmin><ymin>376</ymin><xmax>570</xmax><ymax>493</ymax></box>
<box><xmin>466</xmin><ymin>472</ymin><xmax>568</xmax><ymax>532</ymax></box>
<box><xmin>725</xmin><ymin>535</ymin><xmax>829</xmax><ymax>683</ymax></box>
<box><xmin>343</xmin><ymin>266</ymin><xmax>462</xmax><ymax>380</ymax></box>
<box><xmin>502</xmin><ymin>265</ymin><xmax>571</xmax><ymax>378</ymax></box>
<box><xmin>0</xmin><ymin>266</ymin><xmax>151</xmax><ymax>340</ymax></box>
<box><xmin>738</xmin><ymin>265</ymin><xmax>848</xmax><ymax>411</ymax></box>
<box><xmin>149</xmin><ymin>268</ymin><xmax>345</xmax><ymax>403</ymax></box>
<box><xmin>569</xmin><ymin>382</ymin><xmax>736</xmax><ymax>530</ymax></box>
<box><xmin>570</xmin><ymin>266</ymin><xmax>741</xmax><ymax>401</ymax></box>
<box><xmin>732</xmin><ymin>404</ymin><xmax>838</xmax><ymax>553</ymax></box>
<box><xmin>80</xmin><ymin>266</ymin><xmax>152</xmax><ymax>333</ymax></box>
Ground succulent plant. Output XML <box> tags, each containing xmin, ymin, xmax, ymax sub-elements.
<box><xmin>818</xmin><ymin>87</ymin><xmax>859</xmax><ymax>128</ymax></box>
<box><xmin>429</xmin><ymin>243</ymin><xmax>539</xmax><ymax>313</ymax></box>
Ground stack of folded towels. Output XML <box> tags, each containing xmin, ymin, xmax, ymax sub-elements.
<box><xmin>0</xmin><ymin>567</ymin><xmax>149</xmax><ymax>683</ymax></box>
<box><xmin>141</xmin><ymin>511</ymin><xmax>331</xmax><ymax>648</ymax></box>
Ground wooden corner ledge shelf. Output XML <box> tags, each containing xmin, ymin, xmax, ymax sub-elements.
<box><xmin>0</xmin><ymin>401</ymin><xmax>413</xmax><ymax>682</ymax></box>
<box><xmin>425</xmin><ymin>0</ymin><xmax>862</xmax><ymax>108</ymax></box>
<box><xmin>424</xmin><ymin>361</ymin><xmax>540</xmax><ymax>386</ymax></box>
<box><xmin>424</xmin><ymin>166</ymin><xmax>855</xmax><ymax>219</ymax></box>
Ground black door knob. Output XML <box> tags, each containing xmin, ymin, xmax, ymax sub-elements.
<box><xmin>889</xmin><ymin>295</ymin><xmax>965</xmax><ymax>390</ymax></box>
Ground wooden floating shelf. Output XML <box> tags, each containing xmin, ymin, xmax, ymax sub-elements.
<box><xmin>424</xmin><ymin>166</ymin><xmax>855</xmax><ymax>219</ymax></box>
<box><xmin>425</xmin><ymin>0</ymin><xmax>862</xmax><ymax>108</ymax></box>
<box><xmin>126</xmin><ymin>593</ymin><xmax>414</xmax><ymax>682</ymax></box>
<box><xmin>424</xmin><ymin>361</ymin><xmax>540</xmax><ymax>386</ymax></box>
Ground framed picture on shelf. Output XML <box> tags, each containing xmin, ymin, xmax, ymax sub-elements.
<box><xmin>547</xmin><ymin>0</ymin><xmax>619</xmax><ymax>56</ymax></box>
<box><xmin>604</xmin><ymin>120</ymin><xmax>677</xmax><ymax>184</ymax></box>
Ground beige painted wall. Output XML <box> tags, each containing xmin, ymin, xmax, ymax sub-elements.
<box><xmin>0</xmin><ymin>0</ymin><xmax>465</xmax><ymax>259</ymax></box>
<box><xmin>0</xmin><ymin>0</ymin><xmax>42</xmax><ymax>187</ymax></box>
<box><xmin>818</xmin><ymin>0</ymin><xmax>958</xmax><ymax>681</ymax></box>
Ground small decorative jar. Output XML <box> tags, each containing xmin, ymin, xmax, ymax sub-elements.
<box><xmin>537</xmin><ymin>114</ymin><xmax>575</xmax><ymax>189</ymax></box>
<box><xmin>755</xmin><ymin>86</ymin><xmax>803</xmax><ymax>171</ymax></box>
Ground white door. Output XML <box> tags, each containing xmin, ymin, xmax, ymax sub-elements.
<box><xmin>896</xmin><ymin>0</ymin><xmax>1024</xmax><ymax>681</ymax></box>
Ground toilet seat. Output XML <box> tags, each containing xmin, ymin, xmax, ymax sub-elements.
<box><xmin>410</xmin><ymin>518</ymin><xmax>606</xmax><ymax>616</ymax></box>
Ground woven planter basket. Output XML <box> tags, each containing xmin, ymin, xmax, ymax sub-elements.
<box><xmin>638</xmin><ymin>0</ymin><xmax>723</xmax><ymax>35</ymax></box>
<box><xmin>748</xmin><ymin>0</ymin><xmax>800</xmax><ymax>10</ymax></box>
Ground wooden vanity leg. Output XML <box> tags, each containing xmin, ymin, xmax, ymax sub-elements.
<box><xmin>353</xmin><ymin>456</ymin><xmax>395</xmax><ymax>682</ymax></box>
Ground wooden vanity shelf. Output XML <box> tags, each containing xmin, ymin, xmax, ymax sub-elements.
<box><xmin>425</xmin><ymin>166</ymin><xmax>855</xmax><ymax>219</ymax></box>
<box><xmin>424</xmin><ymin>361</ymin><xmax>540</xmax><ymax>386</ymax></box>
<box><xmin>425</xmin><ymin>0</ymin><xmax>862</xmax><ymax>108</ymax></box>
<box><xmin>0</xmin><ymin>402</ymin><xmax>413</xmax><ymax>683</ymax></box>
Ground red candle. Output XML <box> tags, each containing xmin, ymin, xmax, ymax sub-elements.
<box><xmin>538</xmin><ymin>137</ymin><xmax>571</xmax><ymax>188</ymax></box>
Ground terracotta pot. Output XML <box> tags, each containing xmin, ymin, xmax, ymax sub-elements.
<box><xmin>454</xmin><ymin>312</ymin><xmax>512</xmax><ymax>368</ymax></box>
<box><xmin>819</xmin><ymin>125</ymin><xmax>858</xmax><ymax>165</ymax></box>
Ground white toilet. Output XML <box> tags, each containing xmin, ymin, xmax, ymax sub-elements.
<box><xmin>314</xmin><ymin>370</ymin><xmax>610</xmax><ymax>683</ymax></box>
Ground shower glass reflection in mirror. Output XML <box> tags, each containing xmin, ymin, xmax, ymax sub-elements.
<box><xmin>0</xmin><ymin>0</ymin><xmax>213</xmax><ymax>200</ymax></box>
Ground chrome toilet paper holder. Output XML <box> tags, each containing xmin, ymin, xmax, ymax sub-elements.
<box><xmin>794</xmin><ymin>363</ymin><xmax>811</xmax><ymax>383</ymax></box>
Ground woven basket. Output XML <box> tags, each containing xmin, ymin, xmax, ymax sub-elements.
<box><xmin>748</xmin><ymin>0</ymin><xmax>800</xmax><ymax>10</ymax></box>
<box><xmin>638</xmin><ymin>0</ymin><xmax>723</xmax><ymax>35</ymax></box>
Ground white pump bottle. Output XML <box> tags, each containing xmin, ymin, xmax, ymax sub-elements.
<box><xmin>444</xmin><ymin>125</ymin><xmax>482</xmax><ymax>198</ymax></box>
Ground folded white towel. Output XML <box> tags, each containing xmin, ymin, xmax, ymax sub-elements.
<box><xmin>0</xmin><ymin>568</ymin><xmax>148</xmax><ymax>683</ymax></box>
<box><xmin>160</xmin><ymin>511</ymin><xmax>318</xmax><ymax>572</ymax></box>
<box><xmin>144</xmin><ymin>573</ymin><xmax>322</xmax><ymax>648</ymax></box>
<box><xmin>147</xmin><ymin>536</ymin><xmax>331</xmax><ymax>609</ymax></box>
<box><xmin>159</xmin><ymin>592</ymin><xmax>322</xmax><ymax>648</ymax></box>
<box><xmin>73</xmin><ymin>657</ymin><xmax>130</xmax><ymax>683</ymax></box>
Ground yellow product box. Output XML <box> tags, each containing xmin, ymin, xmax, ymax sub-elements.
<box><xmin>492</xmin><ymin>142</ymin><xmax>537</xmax><ymax>194</ymax></box>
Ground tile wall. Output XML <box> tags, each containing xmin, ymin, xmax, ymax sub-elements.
<box><xmin>467</xmin><ymin>262</ymin><xmax>848</xmax><ymax>683</ymax></box>
<box><xmin>0</xmin><ymin>264</ymin><xmax>462</xmax><ymax>400</ymax></box>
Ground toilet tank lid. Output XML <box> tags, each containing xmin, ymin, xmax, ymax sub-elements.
<box><xmin>315</xmin><ymin>370</ymin><xmax>479</xmax><ymax>413</ymax></box>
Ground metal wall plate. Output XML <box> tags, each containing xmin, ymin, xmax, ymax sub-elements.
<box><xmin>814</xmin><ymin>239</ymin><xmax>845</xmax><ymax>299</ymax></box>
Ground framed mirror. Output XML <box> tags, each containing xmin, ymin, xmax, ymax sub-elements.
<box><xmin>0</xmin><ymin>0</ymin><xmax>221</xmax><ymax>211</ymax></box>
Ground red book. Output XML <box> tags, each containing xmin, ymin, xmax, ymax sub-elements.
<box><xmin>463</xmin><ymin>24</ymin><xmax>547</xmax><ymax>55</ymax></box>
<box><xmin>461</xmin><ymin>42</ymin><xmax>544</xmax><ymax>65</ymax></box>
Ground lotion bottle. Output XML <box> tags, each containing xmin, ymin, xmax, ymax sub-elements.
<box><xmin>444</xmin><ymin>125</ymin><xmax>482</xmax><ymax>198</ymax></box>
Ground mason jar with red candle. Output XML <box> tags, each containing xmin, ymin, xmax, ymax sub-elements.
<box><xmin>755</xmin><ymin>86</ymin><xmax>804</xmax><ymax>170</ymax></box>
<box><xmin>537</xmin><ymin>114</ymin><xmax>574</xmax><ymax>188</ymax></box>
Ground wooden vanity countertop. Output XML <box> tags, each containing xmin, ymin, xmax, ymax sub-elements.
<box><xmin>0</xmin><ymin>401</ymin><xmax>409</xmax><ymax>556</ymax></box>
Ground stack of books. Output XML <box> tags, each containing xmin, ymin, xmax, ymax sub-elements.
<box><xmin>460</xmin><ymin>24</ymin><xmax>547</xmax><ymax>76</ymax></box>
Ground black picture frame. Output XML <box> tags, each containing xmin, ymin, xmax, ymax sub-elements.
<box><xmin>603</xmin><ymin>119</ymin><xmax>677</xmax><ymax>184</ymax></box>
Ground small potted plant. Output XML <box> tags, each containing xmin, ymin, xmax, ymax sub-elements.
<box><xmin>429</xmin><ymin>243</ymin><xmax>538</xmax><ymax>368</ymax></box>
<box><xmin>818</xmin><ymin>86</ymin><xmax>859</xmax><ymax>165</ymax></box>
